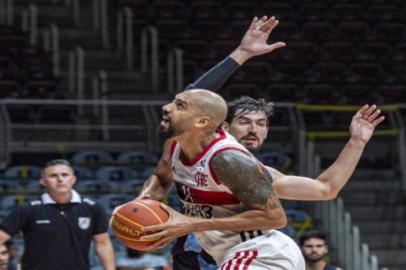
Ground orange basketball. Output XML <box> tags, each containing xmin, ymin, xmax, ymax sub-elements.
<box><xmin>111</xmin><ymin>199</ymin><xmax>169</xmax><ymax>251</ymax></box>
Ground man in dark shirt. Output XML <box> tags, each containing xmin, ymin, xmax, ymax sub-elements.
<box><xmin>0</xmin><ymin>159</ymin><xmax>115</xmax><ymax>270</ymax></box>
<box><xmin>300</xmin><ymin>230</ymin><xmax>343</xmax><ymax>270</ymax></box>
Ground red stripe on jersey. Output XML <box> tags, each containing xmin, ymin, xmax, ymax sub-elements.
<box><xmin>233</xmin><ymin>251</ymin><xmax>250</xmax><ymax>270</ymax></box>
<box><xmin>188</xmin><ymin>186</ymin><xmax>240</xmax><ymax>205</ymax></box>
<box><xmin>179</xmin><ymin>129</ymin><xmax>226</xmax><ymax>166</ymax></box>
<box><xmin>242</xmin><ymin>250</ymin><xmax>258</xmax><ymax>270</ymax></box>
<box><xmin>208</xmin><ymin>146</ymin><xmax>252</xmax><ymax>185</ymax></box>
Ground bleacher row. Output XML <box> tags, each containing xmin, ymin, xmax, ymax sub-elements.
<box><xmin>115</xmin><ymin>0</ymin><xmax>406</xmax><ymax>103</ymax></box>
<box><xmin>0</xmin><ymin>25</ymin><xmax>57</xmax><ymax>99</ymax></box>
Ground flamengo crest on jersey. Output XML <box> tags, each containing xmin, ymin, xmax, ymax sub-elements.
<box><xmin>170</xmin><ymin>129</ymin><xmax>271</xmax><ymax>264</ymax></box>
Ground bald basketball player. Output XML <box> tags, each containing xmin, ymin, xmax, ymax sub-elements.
<box><xmin>123</xmin><ymin>88</ymin><xmax>305</xmax><ymax>269</ymax></box>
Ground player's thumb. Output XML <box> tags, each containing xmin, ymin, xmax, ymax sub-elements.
<box><xmin>268</xmin><ymin>42</ymin><xmax>286</xmax><ymax>52</ymax></box>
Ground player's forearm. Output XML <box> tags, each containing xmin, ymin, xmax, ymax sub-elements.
<box><xmin>138</xmin><ymin>175</ymin><xmax>173</xmax><ymax>200</ymax></box>
<box><xmin>316</xmin><ymin>137</ymin><xmax>366</xmax><ymax>198</ymax></box>
<box><xmin>95</xmin><ymin>240</ymin><xmax>115</xmax><ymax>270</ymax></box>
<box><xmin>185</xmin><ymin>56</ymin><xmax>240</xmax><ymax>91</ymax></box>
<box><xmin>188</xmin><ymin>208</ymin><xmax>287</xmax><ymax>232</ymax></box>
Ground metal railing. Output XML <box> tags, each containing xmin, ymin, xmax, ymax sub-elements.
<box><xmin>117</xmin><ymin>7</ymin><xmax>134</xmax><ymax>70</ymax></box>
<box><xmin>167</xmin><ymin>48</ymin><xmax>184</xmax><ymax>94</ymax></box>
<box><xmin>313</xmin><ymin>198</ymin><xmax>380</xmax><ymax>270</ymax></box>
<box><xmin>0</xmin><ymin>0</ymin><xmax>13</xmax><ymax>25</ymax></box>
<box><xmin>92</xmin><ymin>0</ymin><xmax>109</xmax><ymax>49</ymax></box>
<box><xmin>141</xmin><ymin>26</ymin><xmax>159</xmax><ymax>93</ymax></box>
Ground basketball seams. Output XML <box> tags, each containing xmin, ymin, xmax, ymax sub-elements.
<box><xmin>114</xmin><ymin>211</ymin><xmax>145</xmax><ymax>228</ymax></box>
<box><xmin>131</xmin><ymin>201</ymin><xmax>167</xmax><ymax>224</ymax></box>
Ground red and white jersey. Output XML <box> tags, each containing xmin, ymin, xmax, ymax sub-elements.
<box><xmin>170</xmin><ymin>129</ymin><xmax>271</xmax><ymax>263</ymax></box>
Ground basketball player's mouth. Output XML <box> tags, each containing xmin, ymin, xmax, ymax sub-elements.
<box><xmin>242</xmin><ymin>136</ymin><xmax>258</xmax><ymax>143</ymax></box>
<box><xmin>161</xmin><ymin>115</ymin><xmax>171</xmax><ymax>126</ymax></box>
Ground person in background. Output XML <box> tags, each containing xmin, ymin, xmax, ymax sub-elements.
<box><xmin>300</xmin><ymin>230</ymin><xmax>344</xmax><ymax>270</ymax></box>
<box><xmin>0</xmin><ymin>159</ymin><xmax>115</xmax><ymax>270</ymax></box>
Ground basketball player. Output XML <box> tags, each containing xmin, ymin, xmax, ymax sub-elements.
<box><xmin>166</xmin><ymin>15</ymin><xmax>384</xmax><ymax>269</ymax></box>
<box><xmin>173</xmin><ymin>96</ymin><xmax>384</xmax><ymax>269</ymax></box>
<box><xmin>0</xmin><ymin>159</ymin><xmax>115</xmax><ymax>270</ymax></box>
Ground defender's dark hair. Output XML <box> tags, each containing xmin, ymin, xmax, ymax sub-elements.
<box><xmin>299</xmin><ymin>230</ymin><xmax>328</xmax><ymax>246</ymax></box>
<box><xmin>226</xmin><ymin>96</ymin><xmax>274</xmax><ymax>125</ymax></box>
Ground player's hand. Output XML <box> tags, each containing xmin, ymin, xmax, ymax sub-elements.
<box><xmin>109</xmin><ymin>194</ymin><xmax>151</xmax><ymax>226</ymax></box>
<box><xmin>238</xmin><ymin>16</ymin><xmax>286</xmax><ymax>57</ymax></box>
<box><xmin>350</xmin><ymin>104</ymin><xmax>385</xmax><ymax>144</ymax></box>
<box><xmin>139</xmin><ymin>203</ymin><xmax>193</xmax><ymax>251</ymax></box>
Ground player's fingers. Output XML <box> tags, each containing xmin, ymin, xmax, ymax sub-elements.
<box><xmin>354</xmin><ymin>105</ymin><xmax>369</xmax><ymax>119</ymax></box>
<box><xmin>267</xmin><ymin>19</ymin><xmax>279</xmax><ymax>32</ymax></box>
<box><xmin>372</xmin><ymin>115</ymin><xmax>385</xmax><ymax>127</ymax></box>
<box><xmin>364</xmin><ymin>104</ymin><xmax>377</xmax><ymax>116</ymax></box>
<box><xmin>368</xmin><ymin>108</ymin><xmax>381</xmax><ymax>122</ymax></box>
<box><xmin>259</xmin><ymin>17</ymin><xmax>276</xmax><ymax>31</ymax></box>
<box><xmin>249</xmin><ymin>17</ymin><xmax>259</xmax><ymax>30</ymax></box>
<box><xmin>140</xmin><ymin>231</ymin><xmax>164</xmax><ymax>241</ymax></box>
<box><xmin>142</xmin><ymin>224</ymin><xmax>165</xmax><ymax>233</ymax></box>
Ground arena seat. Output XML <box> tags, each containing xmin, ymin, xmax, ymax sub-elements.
<box><xmin>256</xmin><ymin>151</ymin><xmax>292</xmax><ymax>173</ymax></box>
<box><xmin>96</xmin><ymin>166</ymin><xmax>138</xmax><ymax>182</ymax></box>
<box><xmin>71</xmin><ymin>150</ymin><xmax>114</xmax><ymax>166</ymax></box>
<box><xmin>3</xmin><ymin>165</ymin><xmax>42</xmax><ymax>180</ymax></box>
<box><xmin>285</xmin><ymin>208</ymin><xmax>313</xmax><ymax>240</ymax></box>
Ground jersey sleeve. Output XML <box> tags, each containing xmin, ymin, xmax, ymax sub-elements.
<box><xmin>91</xmin><ymin>202</ymin><xmax>109</xmax><ymax>235</ymax></box>
<box><xmin>0</xmin><ymin>205</ymin><xmax>27</xmax><ymax>236</ymax></box>
<box><xmin>185</xmin><ymin>57</ymin><xmax>240</xmax><ymax>91</ymax></box>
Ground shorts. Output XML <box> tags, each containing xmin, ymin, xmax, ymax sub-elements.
<box><xmin>219</xmin><ymin>230</ymin><xmax>305</xmax><ymax>270</ymax></box>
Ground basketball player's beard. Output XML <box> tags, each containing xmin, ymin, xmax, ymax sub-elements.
<box><xmin>159</xmin><ymin>124</ymin><xmax>183</xmax><ymax>139</ymax></box>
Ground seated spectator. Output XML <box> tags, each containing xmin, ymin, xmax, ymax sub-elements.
<box><xmin>299</xmin><ymin>230</ymin><xmax>343</xmax><ymax>270</ymax></box>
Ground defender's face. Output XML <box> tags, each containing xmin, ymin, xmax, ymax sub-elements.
<box><xmin>228</xmin><ymin>109</ymin><xmax>269</xmax><ymax>151</ymax></box>
<box><xmin>0</xmin><ymin>245</ymin><xmax>10</xmax><ymax>270</ymax></box>
<box><xmin>161</xmin><ymin>92</ymin><xmax>196</xmax><ymax>137</ymax></box>
<box><xmin>40</xmin><ymin>165</ymin><xmax>76</xmax><ymax>195</ymax></box>
<box><xmin>301</xmin><ymin>238</ymin><xmax>328</xmax><ymax>262</ymax></box>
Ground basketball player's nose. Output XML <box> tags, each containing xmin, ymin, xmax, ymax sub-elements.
<box><xmin>248</xmin><ymin>123</ymin><xmax>258</xmax><ymax>133</ymax></box>
<box><xmin>162</xmin><ymin>103</ymin><xmax>171</xmax><ymax>114</ymax></box>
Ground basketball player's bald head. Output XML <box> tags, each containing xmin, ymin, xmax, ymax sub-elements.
<box><xmin>184</xmin><ymin>89</ymin><xmax>228</xmax><ymax>129</ymax></box>
<box><xmin>161</xmin><ymin>89</ymin><xmax>228</xmax><ymax>137</ymax></box>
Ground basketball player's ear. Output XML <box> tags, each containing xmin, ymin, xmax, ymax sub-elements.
<box><xmin>222</xmin><ymin>122</ymin><xmax>230</xmax><ymax>132</ymax></box>
<box><xmin>194</xmin><ymin>116</ymin><xmax>211</xmax><ymax>128</ymax></box>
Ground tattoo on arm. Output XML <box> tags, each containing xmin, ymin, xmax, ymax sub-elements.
<box><xmin>210</xmin><ymin>150</ymin><xmax>282</xmax><ymax>210</ymax></box>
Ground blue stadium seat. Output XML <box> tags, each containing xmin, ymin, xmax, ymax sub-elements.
<box><xmin>75</xmin><ymin>180</ymin><xmax>112</xmax><ymax>193</ymax></box>
<box><xmin>72</xmin><ymin>166</ymin><xmax>95</xmax><ymax>180</ymax></box>
<box><xmin>97</xmin><ymin>194</ymin><xmax>133</xmax><ymax>214</ymax></box>
<box><xmin>71</xmin><ymin>150</ymin><xmax>114</xmax><ymax>166</ymax></box>
<box><xmin>285</xmin><ymin>208</ymin><xmax>313</xmax><ymax>239</ymax></box>
<box><xmin>0</xmin><ymin>181</ymin><xmax>23</xmax><ymax>191</ymax></box>
<box><xmin>117</xmin><ymin>150</ymin><xmax>158</xmax><ymax>165</ymax></box>
<box><xmin>4</xmin><ymin>165</ymin><xmax>42</xmax><ymax>180</ymax></box>
<box><xmin>96</xmin><ymin>166</ymin><xmax>137</xmax><ymax>182</ymax></box>
<box><xmin>256</xmin><ymin>151</ymin><xmax>292</xmax><ymax>172</ymax></box>
<box><xmin>26</xmin><ymin>181</ymin><xmax>44</xmax><ymax>191</ymax></box>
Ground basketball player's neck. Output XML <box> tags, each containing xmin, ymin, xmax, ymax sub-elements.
<box><xmin>176</xmin><ymin>132</ymin><xmax>217</xmax><ymax>161</ymax></box>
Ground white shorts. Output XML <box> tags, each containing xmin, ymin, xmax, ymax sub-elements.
<box><xmin>219</xmin><ymin>230</ymin><xmax>305</xmax><ymax>270</ymax></box>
